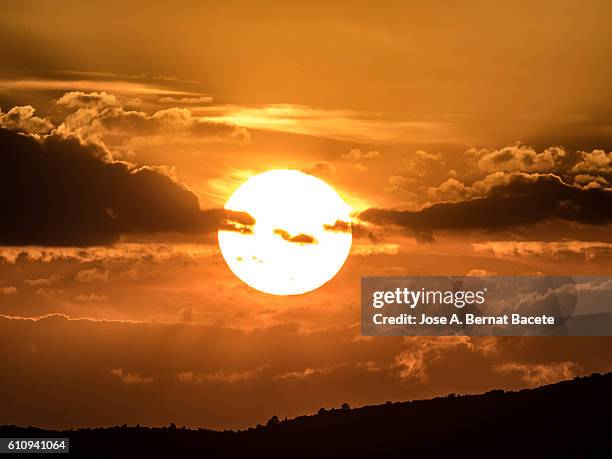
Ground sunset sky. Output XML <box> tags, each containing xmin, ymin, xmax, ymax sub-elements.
<box><xmin>1</xmin><ymin>1</ymin><xmax>612</xmax><ymax>430</ymax></box>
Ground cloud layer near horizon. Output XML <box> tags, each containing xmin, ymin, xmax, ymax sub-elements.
<box><xmin>0</xmin><ymin>314</ymin><xmax>609</xmax><ymax>430</ymax></box>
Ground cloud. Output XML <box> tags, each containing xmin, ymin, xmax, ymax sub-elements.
<box><xmin>176</xmin><ymin>369</ymin><xmax>259</xmax><ymax>384</ymax></box>
<box><xmin>74</xmin><ymin>293</ymin><xmax>107</xmax><ymax>302</ymax></box>
<box><xmin>360</xmin><ymin>173</ymin><xmax>612</xmax><ymax>238</ymax></box>
<box><xmin>498</xmin><ymin>145</ymin><xmax>610</xmax><ymax>182</ymax></box>
<box><xmin>0</xmin><ymin>128</ymin><xmax>253</xmax><ymax>246</ymax></box>
<box><xmin>218</xmin><ymin>210</ymin><xmax>256</xmax><ymax>234</ymax></box>
<box><xmin>111</xmin><ymin>368</ymin><xmax>154</xmax><ymax>385</ymax></box>
<box><xmin>55</xmin><ymin>91</ymin><xmax>121</xmax><ymax>109</ymax></box>
<box><xmin>385</xmin><ymin>145</ymin><xmax>612</xmax><ymax>208</ymax></box>
<box><xmin>159</xmin><ymin>96</ymin><xmax>214</xmax><ymax>104</ymax></box>
<box><xmin>402</xmin><ymin>151</ymin><xmax>446</xmax><ymax>179</ymax></box>
<box><xmin>396</xmin><ymin>150</ymin><xmax>447</xmax><ymax>184</ymax></box>
<box><xmin>465</xmin><ymin>143</ymin><xmax>565</xmax><ymax>174</ymax></box>
<box><xmin>571</xmin><ymin>149</ymin><xmax>612</xmax><ymax>176</ymax></box>
<box><xmin>0</xmin><ymin>78</ymin><xmax>196</xmax><ymax>96</ymax></box>
<box><xmin>0</xmin><ymin>314</ymin><xmax>609</xmax><ymax>429</ymax></box>
<box><xmin>204</xmin><ymin>104</ymin><xmax>458</xmax><ymax>143</ymax></box>
<box><xmin>323</xmin><ymin>220</ymin><xmax>352</xmax><ymax>233</ymax></box>
<box><xmin>463</xmin><ymin>145</ymin><xmax>612</xmax><ymax>190</ymax></box>
<box><xmin>0</xmin><ymin>243</ymin><xmax>220</xmax><ymax>265</ymax></box>
<box><xmin>341</xmin><ymin>149</ymin><xmax>380</xmax><ymax>160</ymax></box>
<box><xmin>273</xmin><ymin>229</ymin><xmax>316</xmax><ymax>244</ymax></box>
<box><xmin>472</xmin><ymin>241</ymin><xmax>612</xmax><ymax>260</ymax></box>
<box><xmin>273</xmin><ymin>365</ymin><xmax>338</xmax><ymax>380</ymax></box>
<box><xmin>465</xmin><ymin>269</ymin><xmax>496</xmax><ymax>276</ymax></box>
<box><xmin>35</xmin><ymin>288</ymin><xmax>68</xmax><ymax>300</ymax></box>
<box><xmin>323</xmin><ymin>220</ymin><xmax>378</xmax><ymax>242</ymax></box>
<box><xmin>495</xmin><ymin>361</ymin><xmax>579</xmax><ymax>387</ymax></box>
<box><xmin>302</xmin><ymin>161</ymin><xmax>336</xmax><ymax>178</ymax></box>
<box><xmin>0</xmin><ymin>286</ymin><xmax>17</xmax><ymax>295</ymax></box>
<box><xmin>394</xmin><ymin>337</ymin><xmax>471</xmax><ymax>382</ymax></box>
<box><xmin>23</xmin><ymin>275</ymin><xmax>63</xmax><ymax>287</ymax></box>
<box><xmin>54</xmin><ymin>93</ymin><xmax>250</xmax><ymax>146</ymax></box>
<box><xmin>75</xmin><ymin>269</ymin><xmax>112</xmax><ymax>283</ymax></box>
<box><xmin>351</xmin><ymin>243</ymin><xmax>399</xmax><ymax>256</ymax></box>
<box><xmin>0</xmin><ymin>106</ymin><xmax>54</xmax><ymax>134</ymax></box>
<box><xmin>425</xmin><ymin>170</ymin><xmax>545</xmax><ymax>204</ymax></box>
<box><xmin>352</xmin><ymin>223</ymin><xmax>378</xmax><ymax>242</ymax></box>
<box><xmin>573</xmin><ymin>174</ymin><xmax>609</xmax><ymax>187</ymax></box>
<box><xmin>386</xmin><ymin>150</ymin><xmax>448</xmax><ymax>200</ymax></box>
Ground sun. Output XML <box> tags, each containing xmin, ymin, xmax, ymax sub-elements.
<box><xmin>218</xmin><ymin>169</ymin><xmax>352</xmax><ymax>295</ymax></box>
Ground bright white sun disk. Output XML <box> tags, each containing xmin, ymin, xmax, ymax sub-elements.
<box><xmin>218</xmin><ymin>169</ymin><xmax>352</xmax><ymax>295</ymax></box>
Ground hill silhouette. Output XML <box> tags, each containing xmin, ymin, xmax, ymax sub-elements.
<box><xmin>1</xmin><ymin>372</ymin><xmax>610</xmax><ymax>457</ymax></box>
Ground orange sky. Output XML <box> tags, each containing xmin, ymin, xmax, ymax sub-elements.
<box><xmin>0</xmin><ymin>0</ymin><xmax>611</xmax><ymax>429</ymax></box>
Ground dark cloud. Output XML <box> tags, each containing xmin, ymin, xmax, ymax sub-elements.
<box><xmin>218</xmin><ymin>210</ymin><xmax>255</xmax><ymax>234</ymax></box>
<box><xmin>360</xmin><ymin>173</ymin><xmax>612</xmax><ymax>238</ymax></box>
<box><xmin>352</xmin><ymin>223</ymin><xmax>378</xmax><ymax>242</ymax></box>
<box><xmin>0</xmin><ymin>128</ymin><xmax>252</xmax><ymax>246</ymax></box>
<box><xmin>273</xmin><ymin>229</ymin><xmax>316</xmax><ymax>244</ymax></box>
<box><xmin>473</xmin><ymin>241</ymin><xmax>612</xmax><ymax>260</ymax></box>
<box><xmin>465</xmin><ymin>144</ymin><xmax>612</xmax><ymax>187</ymax></box>
<box><xmin>323</xmin><ymin>220</ymin><xmax>378</xmax><ymax>242</ymax></box>
<box><xmin>323</xmin><ymin>220</ymin><xmax>351</xmax><ymax>233</ymax></box>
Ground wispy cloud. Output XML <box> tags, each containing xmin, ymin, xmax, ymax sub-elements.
<box><xmin>0</xmin><ymin>79</ymin><xmax>199</xmax><ymax>96</ymax></box>
<box><xmin>176</xmin><ymin>369</ymin><xmax>260</xmax><ymax>384</ymax></box>
<box><xmin>473</xmin><ymin>241</ymin><xmax>612</xmax><ymax>259</ymax></box>
<box><xmin>0</xmin><ymin>243</ymin><xmax>219</xmax><ymax>265</ymax></box>
<box><xmin>495</xmin><ymin>361</ymin><xmax>579</xmax><ymax>387</ymax></box>
<box><xmin>110</xmin><ymin>368</ymin><xmax>154</xmax><ymax>385</ymax></box>
<box><xmin>201</xmin><ymin>104</ymin><xmax>460</xmax><ymax>143</ymax></box>
<box><xmin>351</xmin><ymin>243</ymin><xmax>399</xmax><ymax>256</ymax></box>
